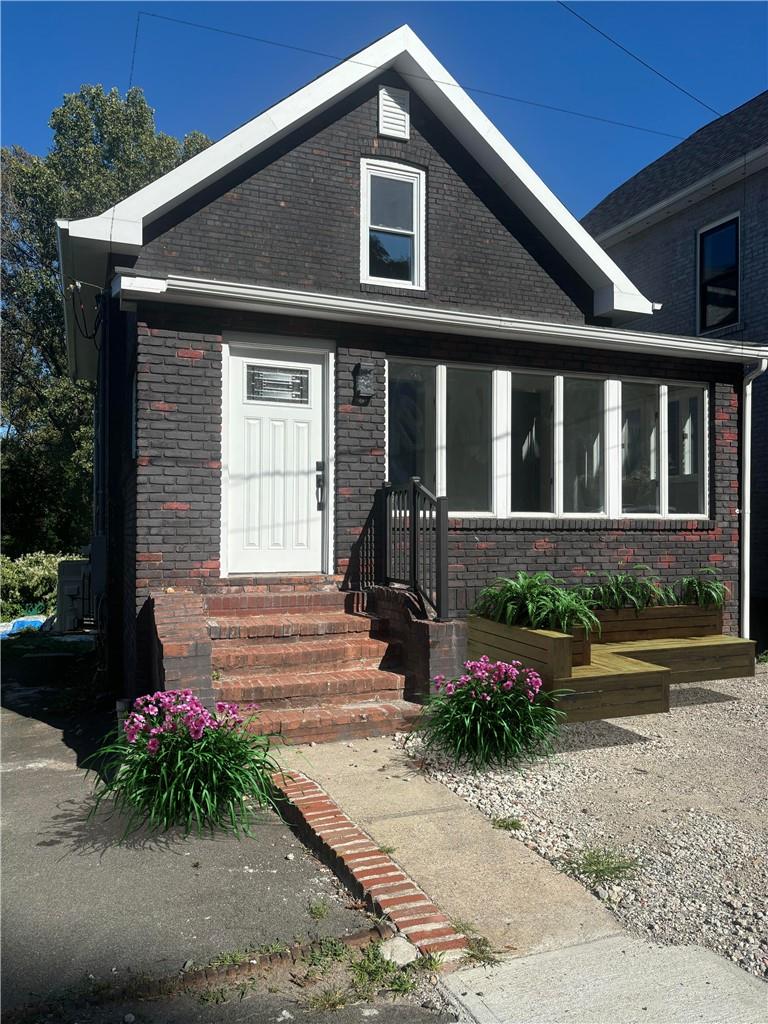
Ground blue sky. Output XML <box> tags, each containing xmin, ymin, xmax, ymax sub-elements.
<box><xmin>2</xmin><ymin>1</ymin><xmax>766</xmax><ymax>216</ymax></box>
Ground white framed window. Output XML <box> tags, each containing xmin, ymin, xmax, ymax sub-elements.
<box><xmin>360</xmin><ymin>159</ymin><xmax>425</xmax><ymax>290</ymax></box>
<box><xmin>386</xmin><ymin>358</ymin><xmax>709</xmax><ymax>519</ymax></box>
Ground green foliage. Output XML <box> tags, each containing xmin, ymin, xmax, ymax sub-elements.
<box><xmin>88</xmin><ymin>692</ymin><xmax>280</xmax><ymax>836</ymax></box>
<box><xmin>756</xmin><ymin>650</ymin><xmax>768</xmax><ymax>665</ymax></box>
<box><xmin>307</xmin><ymin>898</ymin><xmax>329</xmax><ymax>921</ymax></box>
<box><xmin>306</xmin><ymin>937</ymin><xmax>349</xmax><ymax>971</ymax></box>
<box><xmin>678</xmin><ymin>568</ymin><xmax>728</xmax><ymax>608</ymax></box>
<box><xmin>474</xmin><ymin>572</ymin><xmax>600</xmax><ymax>636</ymax></box>
<box><xmin>2</xmin><ymin>85</ymin><xmax>210</xmax><ymax>556</ymax></box>
<box><xmin>578</xmin><ymin>564</ymin><xmax>677</xmax><ymax>611</ymax></box>
<box><xmin>419</xmin><ymin>658</ymin><xmax>566</xmax><ymax>771</ymax></box>
<box><xmin>565</xmin><ymin>846</ymin><xmax>641</xmax><ymax>885</ymax></box>
<box><xmin>491</xmin><ymin>816</ymin><xmax>523</xmax><ymax>831</ymax></box>
<box><xmin>305</xmin><ymin>986</ymin><xmax>348</xmax><ymax>1011</ymax></box>
<box><xmin>350</xmin><ymin>942</ymin><xmax>416</xmax><ymax>998</ymax></box>
<box><xmin>0</xmin><ymin>551</ymin><xmax>80</xmax><ymax>619</ymax></box>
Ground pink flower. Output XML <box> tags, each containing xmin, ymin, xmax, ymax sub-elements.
<box><xmin>147</xmin><ymin>737</ymin><xmax>160</xmax><ymax>755</ymax></box>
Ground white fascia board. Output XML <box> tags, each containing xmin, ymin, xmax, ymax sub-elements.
<box><xmin>114</xmin><ymin>273</ymin><xmax>767</xmax><ymax>365</ymax></box>
<box><xmin>61</xmin><ymin>25</ymin><xmax>651</xmax><ymax>320</ymax></box>
<box><xmin>595</xmin><ymin>143</ymin><xmax>768</xmax><ymax>247</ymax></box>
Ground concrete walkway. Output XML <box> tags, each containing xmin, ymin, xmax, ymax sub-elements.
<box><xmin>280</xmin><ymin>738</ymin><xmax>767</xmax><ymax>1023</ymax></box>
<box><xmin>279</xmin><ymin>737</ymin><xmax>621</xmax><ymax>955</ymax></box>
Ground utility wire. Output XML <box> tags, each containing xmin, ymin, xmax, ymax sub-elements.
<box><xmin>557</xmin><ymin>2</ymin><xmax>722</xmax><ymax>117</ymax></box>
<box><xmin>135</xmin><ymin>10</ymin><xmax>685</xmax><ymax>140</ymax></box>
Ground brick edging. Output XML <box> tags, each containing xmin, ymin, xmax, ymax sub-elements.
<box><xmin>2</xmin><ymin>925</ymin><xmax>391</xmax><ymax>1023</ymax></box>
<box><xmin>273</xmin><ymin>770</ymin><xmax>469</xmax><ymax>956</ymax></box>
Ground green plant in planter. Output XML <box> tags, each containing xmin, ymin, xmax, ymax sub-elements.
<box><xmin>88</xmin><ymin>690</ymin><xmax>282</xmax><ymax>836</ymax></box>
<box><xmin>473</xmin><ymin>572</ymin><xmax>599</xmax><ymax>636</ymax></box>
<box><xmin>578</xmin><ymin>564</ymin><xmax>677</xmax><ymax>611</ymax></box>
<box><xmin>677</xmin><ymin>567</ymin><xmax>728</xmax><ymax>608</ymax></box>
<box><xmin>418</xmin><ymin>656</ymin><xmax>567</xmax><ymax>770</ymax></box>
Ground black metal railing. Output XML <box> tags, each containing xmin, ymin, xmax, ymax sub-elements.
<box><xmin>380</xmin><ymin>477</ymin><xmax>449</xmax><ymax>620</ymax></box>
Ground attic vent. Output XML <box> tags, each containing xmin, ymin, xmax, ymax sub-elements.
<box><xmin>378</xmin><ymin>86</ymin><xmax>410</xmax><ymax>140</ymax></box>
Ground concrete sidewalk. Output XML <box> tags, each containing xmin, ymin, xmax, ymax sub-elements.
<box><xmin>279</xmin><ymin>737</ymin><xmax>621</xmax><ymax>955</ymax></box>
<box><xmin>280</xmin><ymin>738</ymin><xmax>767</xmax><ymax>1023</ymax></box>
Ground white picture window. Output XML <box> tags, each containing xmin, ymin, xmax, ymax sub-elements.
<box><xmin>387</xmin><ymin>359</ymin><xmax>708</xmax><ymax>519</ymax></box>
<box><xmin>361</xmin><ymin>160</ymin><xmax>425</xmax><ymax>289</ymax></box>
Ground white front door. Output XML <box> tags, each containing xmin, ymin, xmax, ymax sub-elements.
<box><xmin>228</xmin><ymin>344</ymin><xmax>326</xmax><ymax>574</ymax></box>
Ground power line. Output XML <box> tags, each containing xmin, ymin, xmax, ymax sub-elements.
<box><xmin>557</xmin><ymin>2</ymin><xmax>722</xmax><ymax>117</ymax></box>
<box><xmin>128</xmin><ymin>12</ymin><xmax>141</xmax><ymax>90</ymax></box>
<box><xmin>135</xmin><ymin>10</ymin><xmax>685</xmax><ymax>140</ymax></box>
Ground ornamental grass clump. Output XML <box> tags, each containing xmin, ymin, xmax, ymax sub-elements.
<box><xmin>88</xmin><ymin>689</ymin><xmax>281</xmax><ymax>836</ymax></box>
<box><xmin>474</xmin><ymin>572</ymin><xmax>599</xmax><ymax>636</ymax></box>
<box><xmin>418</xmin><ymin>656</ymin><xmax>566</xmax><ymax>771</ymax></box>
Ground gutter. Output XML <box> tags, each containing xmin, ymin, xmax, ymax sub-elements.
<box><xmin>740</xmin><ymin>358</ymin><xmax>768</xmax><ymax>639</ymax></box>
<box><xmin>112</xmin><ymin>272</ymin><xmax>768</xmax><ymax>366</ymax></box>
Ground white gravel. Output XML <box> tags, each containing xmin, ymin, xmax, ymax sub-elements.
<box><xmin>398</xmin><ymin>668</ymin><xmax>768</xmax><ymax>980</ymax></box>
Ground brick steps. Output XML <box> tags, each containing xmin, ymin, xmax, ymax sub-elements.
<box><xmin>212</xmin><ymin>634</ymin><xmax>392</xmax><ymax>672</ymax></box>
<box><xmin>255</xmin><ymin>700</ymin><xmax>421</xmax><ymax>745</ymax></box>
<box><xmin>216</xmin><ymin>667</ymin><xmax>406</xmax><ymax>707</ymax></box>
<box><xmin>208</xmin><ymin>611</ymin><xmax>377</xmax><ymax>641</ymax></box>
<box><xmin>205</xmin><ymin>590</ymin><xmax>351</xmax><ymax>615</ymax></box>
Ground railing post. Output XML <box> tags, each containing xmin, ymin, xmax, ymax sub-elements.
<box><xmin>409</xmin><ymin>477</ymin><xmax>420</xmax><ymax>593</ymax></box>
<box><xmin>377</xmin><ymin>482</ymin><xmax>390</xmax><ymax>585</ymax></box>
<box><xmin>436</xmin><ymin>495</ymin><xmax>449</xmax><ymax>620</ymax></box>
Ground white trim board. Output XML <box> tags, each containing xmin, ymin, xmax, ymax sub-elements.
<box><xmin>113</xmin><ymin>273</ymin><xmax>768</xmax><ymax>365</ymax></box>
<box><xmin>59</xmin><ymin>24</ymin><xmax>655</xmax><ymax>378</ymax></box>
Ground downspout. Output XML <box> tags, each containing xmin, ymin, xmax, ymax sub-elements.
<box><xmin>740</xmin><ymin>358</ymin><xmax>768</xmax><ymax>638</ymax></box>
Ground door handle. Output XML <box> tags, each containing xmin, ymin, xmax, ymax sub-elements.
<box><xmin>315</xmin><ymin>461</ymin><xmax>326</xmax><ymax>511</ymax></box>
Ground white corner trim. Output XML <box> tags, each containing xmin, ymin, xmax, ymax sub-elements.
<box><xmin>113</xmin><ymin>272</ymin><xmax>768</xmax><ymax>365</ymax></box>
<box><xmin>594</xmin><ymin>143</ymin><xmax>768</xmax><ymax>247</ymax></box>
<box><xmin>58</xmin><ymin>24</ymin><xmax>651</xmax><ymax>319</ymax></box>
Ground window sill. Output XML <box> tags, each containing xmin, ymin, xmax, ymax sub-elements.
<box><xmin>697</xmin><ymin>321</ymin><xmax>743</xmax><ymax>340</ymax></box>
<box><xmin>360</xmin><ymin>282</ymin><xmax>428</xmax><ymax>299</ymax></box>
<box><xmin>447</xmin><ymin>516</ymin><xmax>715</xmax><ymax>531</ymax></box>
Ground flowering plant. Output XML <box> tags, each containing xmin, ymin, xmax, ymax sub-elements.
<box><xmin>418</xmin><ymin>656</ymin><xmax>566</xmax><ymax>770</ymax></box>
<box><xmin>88</xmin><ymin>689</ymin><xmax>281</xmax><ymax>836</ymax></box>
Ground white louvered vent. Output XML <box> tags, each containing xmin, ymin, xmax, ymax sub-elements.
<box><xmin>378</xmin><ymin>86</ymin><xmax>410</xmax><ymax>140</ymax></box>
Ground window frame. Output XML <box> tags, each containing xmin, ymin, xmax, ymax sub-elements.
<box><xmin>385</xmin><ymin>357</ymin><xmax>709</xmax><ymax>520</ymax></box>
<box><xmin>696</xmin><ymin>212</ymin><xmax>740</xmax><ymax>335</ymax></box>
<box><xmin>360</xmin><ymin>159</ymin><xmax>426</xmax><ymax>291</ymax></box>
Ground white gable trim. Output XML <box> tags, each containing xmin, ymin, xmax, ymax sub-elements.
<box><xmin>113</xmin><ymin>272</ymin><xmax>768</xmax><ymax>365</ymax></box>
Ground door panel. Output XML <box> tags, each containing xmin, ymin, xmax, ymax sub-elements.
<box><xmin>229</xmin><ymin>346</ymin><xmax>325</xmax><ymax>574</ymax></box>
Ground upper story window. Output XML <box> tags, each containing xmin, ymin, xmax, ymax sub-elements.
<box><xmin>698</xmin><ymin>215</ymin><xmax>739</xmax><ymax>333</ymax></box>
<box><xmin>361</xmin><ymin>159</ymin><xmax>425</xmax><ymax>290</ymax></box>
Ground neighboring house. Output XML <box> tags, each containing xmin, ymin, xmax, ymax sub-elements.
<box><xmin>582</xmin><ymin>92</ymin><xmax>768</xmax><ymax>651</ymax></box>
<box><xmin>57</xmin><ymin>27</ymin><xmax>767</xmax><ymax>738</ymax></box>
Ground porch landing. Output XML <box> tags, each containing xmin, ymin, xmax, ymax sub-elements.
<box><xmin>553</xmin><ymin>634</ymin><xmax>754</xmax><ymax>722</ymax></box>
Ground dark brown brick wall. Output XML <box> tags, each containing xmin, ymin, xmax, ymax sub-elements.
<box><xmin>132</xmin><ymin>72</ymin><xmax>589</xmax><ymax>324</ymax></box>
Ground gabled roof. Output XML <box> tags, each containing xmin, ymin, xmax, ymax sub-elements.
<box><xmin>58</xmin><ymin>24</ymin><xmax>654</xmax><ymax>378</ymax></box>
<box><xmin>583</xmin><ymin>91</ymin><xmax>768</xmax><ymax>241</ymax></box>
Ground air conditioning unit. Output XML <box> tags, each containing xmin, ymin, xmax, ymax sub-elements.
<box><xmin>55</xmin><ymin>559</ymin><xmax>92</xmax><ymax>633</ymax></box>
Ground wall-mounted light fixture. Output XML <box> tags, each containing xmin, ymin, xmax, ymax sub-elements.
<box><xmin>353</xmin><ymin>361</ymin><xmax>375</xmax><ymax>403</ymax></box>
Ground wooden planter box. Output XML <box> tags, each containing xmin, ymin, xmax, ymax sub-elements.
<box><xmin>467</xmin><ymin>615</ymin><xmax>588</xmax><ymax>685</ymax></box>
<box><xmin>593</xmin><ymin>605</ymin><xmax>723</xmax><ymax>644</ymax></box>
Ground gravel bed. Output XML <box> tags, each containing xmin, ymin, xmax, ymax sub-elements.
<box><xmin>398</xmin><ymin>669</ymin><xmax>768</xmax><ymax>979</ymax></box>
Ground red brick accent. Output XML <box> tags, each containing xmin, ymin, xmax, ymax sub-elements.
<box><xmin>176</xmin><ymin>347</ymin><xmax>204</xmax><ymax>360</ymax></box>
<box><xmin>150</xmin><ymin>401</ymin><xmax>177</xmax><ymax>412</ymax></box>
<box><xmin>161</xmin><ymin>501</ymin><xmax>191</xmax><ymax>511</ymax></box>
<box><xmin>272</xmin><ymin>770</ymin><xmax>468</xmax><ymax>958</ymax></box>
<box><xmin>137</xmin><ymin>552</ymin><xmax>162</xmax><ymax>562</ymax></box>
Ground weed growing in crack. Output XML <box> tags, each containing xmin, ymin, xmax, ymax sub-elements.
<box><xmin>492</xmin><ymin>816</ymin><xmax>524</xmax><ymax>831</ymax></box>
<box><xmin>565</xmin><ymin>846</ymin><xmax>641</xmax><ymax>885</ymax></box>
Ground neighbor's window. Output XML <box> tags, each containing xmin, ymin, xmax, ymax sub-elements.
<box><xmin>621</xmin><ymin>381</ymin><xmax>660</xmax><ymax>515</ymax></box>
<box><xmin>387</xmin><ymin>361</ymin><xmax>436</xmax><ymax>492</ymax></box>
<box><xmin>698</xmin><ymin>216</ymin><xmax>739</xmax><ymax>332</ymax></box>
<box><xmin>361</xmin><ymin>160</ymin><xmax>424</xmax><ymax>289</ymax></box>
<box><xmin>386</xmin><ymin>361</ymin><xmax>707</xmax><ymax>518</ymax></box>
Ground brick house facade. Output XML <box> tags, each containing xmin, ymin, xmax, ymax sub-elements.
<box><xmin>58</xmin><ymin>28</ymin><xmax>766</xmax><ymax>708</ymax></box>
<box><xmin>583</xmin><ymin>92</ymin><xmax>768</xmax><ymax>651</ymax></box>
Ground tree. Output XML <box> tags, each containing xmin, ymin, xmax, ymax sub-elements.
<box><xmin>1</xmin><ymin>85</ymin><xmax>210</xmax><ymax>557</ymax></box>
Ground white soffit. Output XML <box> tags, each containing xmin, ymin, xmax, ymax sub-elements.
<box><xmin>57</xmin><ymin>25</ymin><xmax>652</xmax><ymax>319</ymax></box>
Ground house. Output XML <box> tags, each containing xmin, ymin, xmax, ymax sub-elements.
<box><xmin>57</xmin><ymin>27</ymin><xmax>767</xmax><ymax>741</ymax></box>
<box><xmin>582</xmin><ymin>92</ymin><xmax>768</xmax><ymax>651</ymax></box>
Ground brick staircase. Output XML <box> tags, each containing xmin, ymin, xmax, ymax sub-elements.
<box><xmin>203</xmin><ymin>577</ymin><xmax>422</xmax><ymax>744</ymax></box>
